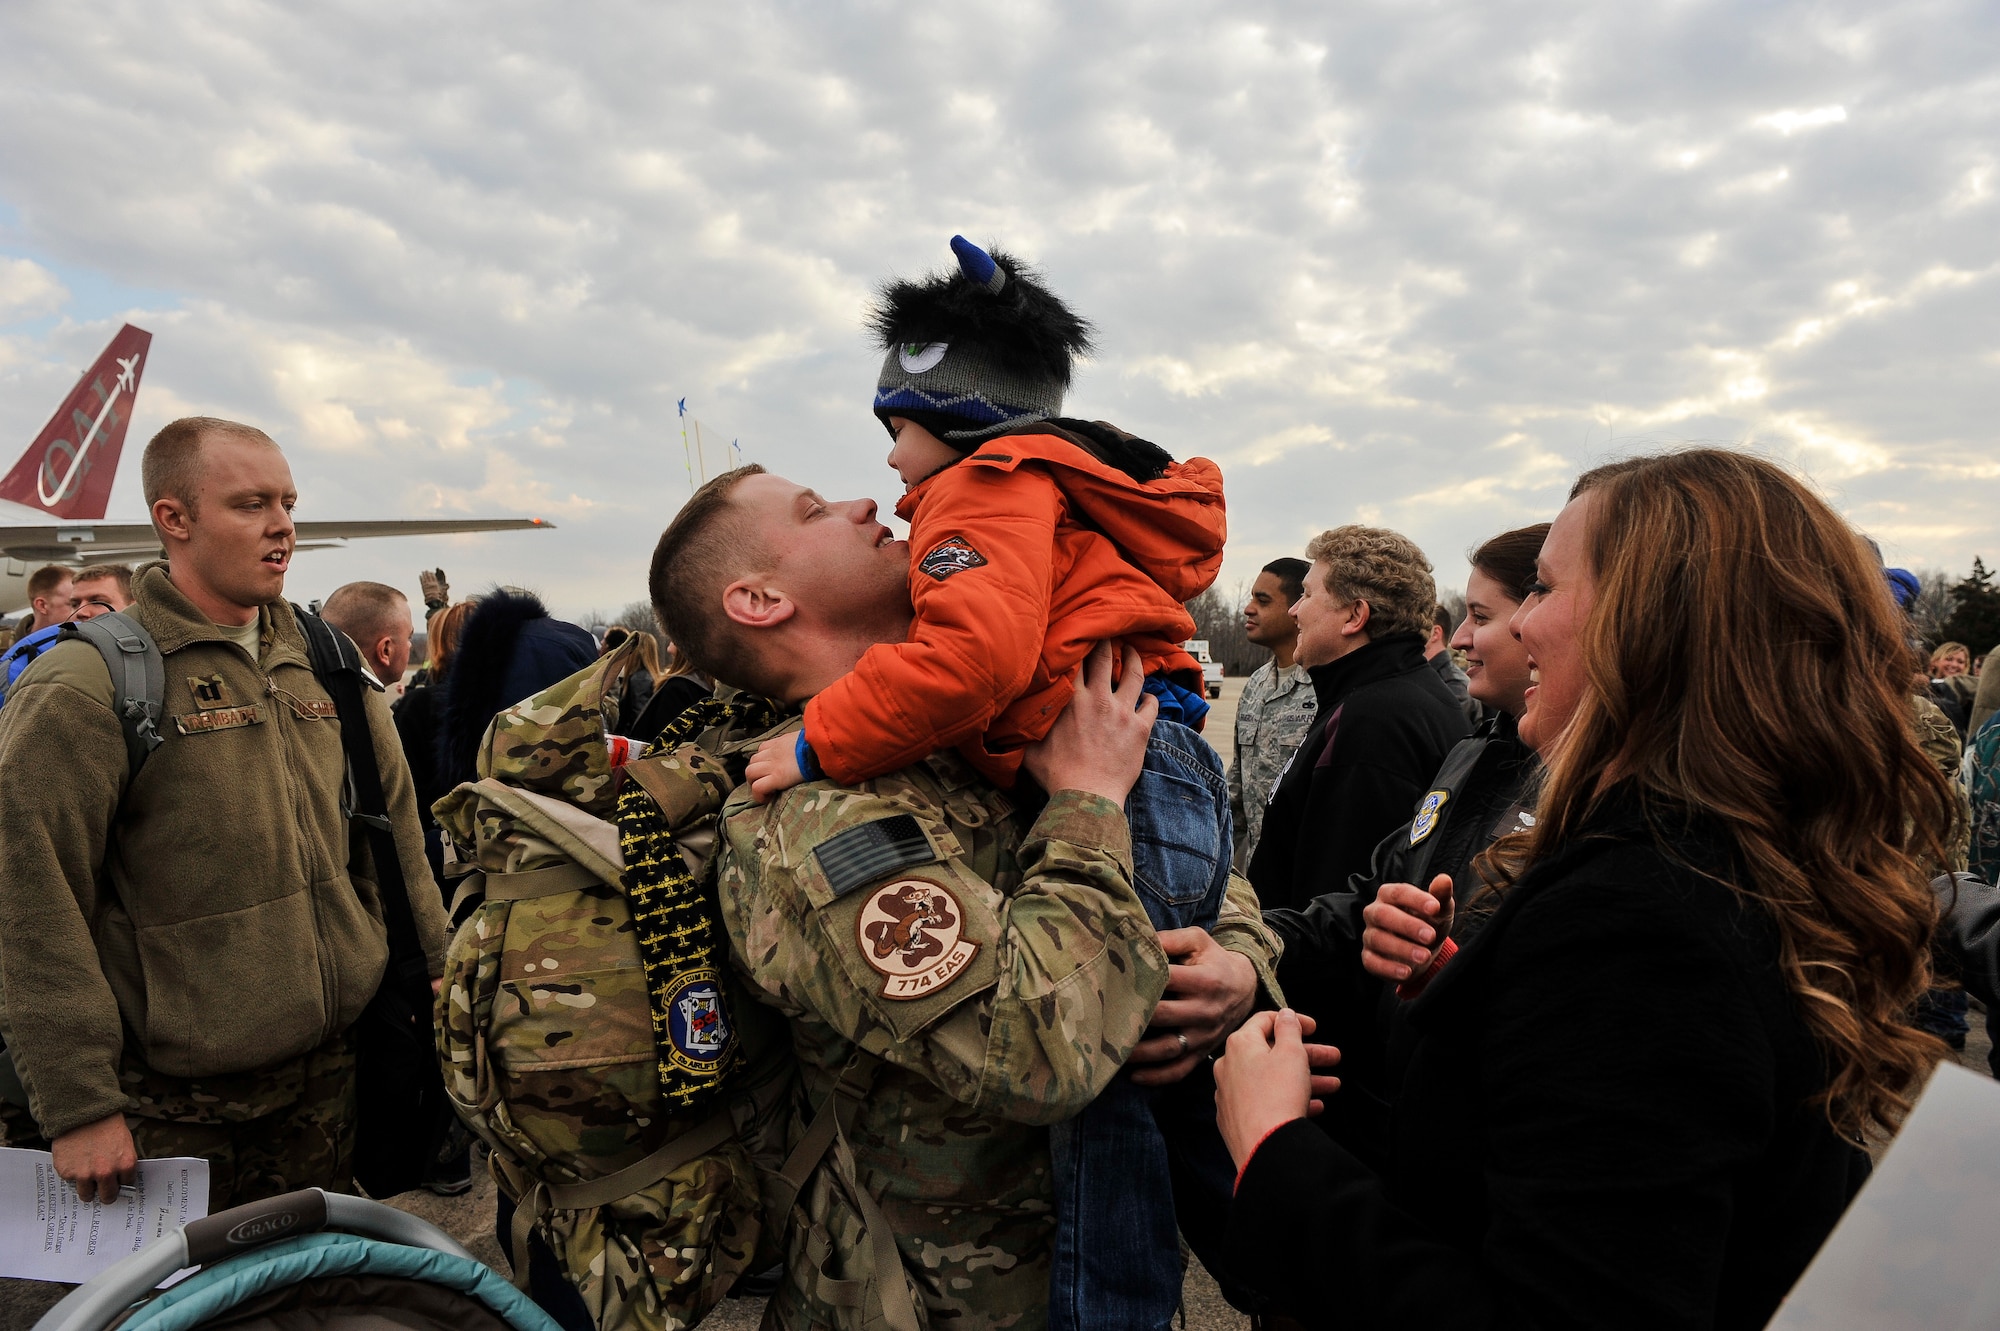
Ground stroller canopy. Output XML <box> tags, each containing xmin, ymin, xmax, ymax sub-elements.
<box><xmin>107</xmin><ymin>1232</ymin><xmax>559</xmax><ymax>1331</ymax></box>
<box><xmin>36</xmin><ymin>1190</ymin><xmax>559</xmax><ymax>1331</ymax></box>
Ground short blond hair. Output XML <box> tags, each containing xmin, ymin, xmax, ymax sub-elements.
<box><xmin>142</xmin><ymin>417</ymin><xmax>278</xmax><ymax>511</ymax></box>
<box><xmin>1304</xmin><ymin>525</ymin><xmax>1438</xmax><ymax>639</ymax></box>
<box><xmin>649</xmin><ymin>465</ymin><xmax>779</xmax><ymax>693</ymax></box>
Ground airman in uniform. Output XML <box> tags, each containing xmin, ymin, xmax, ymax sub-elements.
<box><xmin>0</xmin><ymin>418</ymin><xmax>442</xmax><ymax>1209</ymax></box>
<box><xmin>717</xmin><ymin>666</ymin><xmax>1281</xmax><ymax>1329</ymax></box>
<box><xmin>651</xmin><ymin>467</ymin><xmax>1281</xmax><ymax>1330</ymax></box>
<box><xmin>1230</xmin><ymin>559</ymin><xmax>1317</xmax><ymax>870</ymax></box>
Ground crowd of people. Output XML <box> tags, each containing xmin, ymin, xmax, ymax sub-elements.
<box><xmin>0</xmin><ymin>235</ymin><xmax>1993</xmax><ymax>1331</ymax></box>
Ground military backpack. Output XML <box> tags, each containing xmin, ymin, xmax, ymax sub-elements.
<box><xmin>434</xmin><ymin>638</ymin><xmax>809</xmax><ymax>1330</ymax></box>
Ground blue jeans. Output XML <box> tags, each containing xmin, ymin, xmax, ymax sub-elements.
<box><xmin>1050</xmin><ymin>716</ymin><xmax>1232</xmax><ymax>1331</ymax></box>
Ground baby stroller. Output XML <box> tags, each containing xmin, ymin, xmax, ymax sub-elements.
<box><xmin>34</xmin><ymin>1188</ymin><xmax>560</xmax><ymax>1331</ymax></box>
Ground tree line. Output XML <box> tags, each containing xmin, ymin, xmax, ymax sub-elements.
<box><xmin>1909</xmin><ymin>558</ymin><xmax>2000</xmax><ymax>657</ymax></box>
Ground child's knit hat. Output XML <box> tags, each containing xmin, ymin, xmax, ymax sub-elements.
<box><xmin>871</xmin><ymin>237</ymin><xmax>1094</xmax><ymax>446</ymax></box>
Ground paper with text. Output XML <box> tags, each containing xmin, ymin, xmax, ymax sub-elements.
<box><xmin>0</xmin><ymin>1147</ymin><xmax>207</xmax><ymax>1285</ymax></box>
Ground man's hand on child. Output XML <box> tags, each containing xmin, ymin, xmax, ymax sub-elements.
<box><xmin>1022</xmin><ymin>641</ymin><xmax>1157</xmax><ymax>806</ymax></box>
<box><xmin>746</xmin><ymin>735</ymin><xmax>807</xmax><ymax>802</ymax></box>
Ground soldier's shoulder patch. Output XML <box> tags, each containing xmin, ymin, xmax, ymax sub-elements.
<box><xmin>812</xmin><ymin>813</ymin><xmax>938</xmax><ymax>898</ymax></box>
<box><xmin>854</xmin><ymin>876</ymin><xmax>981</xmax><ymax>1000</ymax></box>
<box><xmin>916</xmin><ymin>533</ymin><xmax>989</xmax><ymax>582</ymax></box>
<box><xmin>1409</xmin><ymin>789</ymin><xmax>1450</xmax><ymax>846</ymax></box>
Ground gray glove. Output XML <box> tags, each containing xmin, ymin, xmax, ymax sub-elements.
<box><xmin>419</xmin><ymin>568</ymin><xmax>450</xmax><ymax>613</ymax></box>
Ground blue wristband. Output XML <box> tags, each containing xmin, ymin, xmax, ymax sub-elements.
<box><xmin>795</xmin><ymin>731</ymin><xmax>823</xmax><ymax>781</ymax></box>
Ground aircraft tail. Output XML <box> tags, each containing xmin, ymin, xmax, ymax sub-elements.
<box><xmin>0</xmin><ymin>324</ymin><xmax>152</xmax><ymax>520</ymax></box>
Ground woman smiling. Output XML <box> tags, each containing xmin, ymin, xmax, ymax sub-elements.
<box><xmin>1217</xmin><ymin>450</ymin><xmax>1951</xmax><ymax>1329</ymax></box>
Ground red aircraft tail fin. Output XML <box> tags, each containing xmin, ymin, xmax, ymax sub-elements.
<box><xmin>0</xmin><ymin>324</ymin><xmax>152</xmax><ymax>520</ymax></box>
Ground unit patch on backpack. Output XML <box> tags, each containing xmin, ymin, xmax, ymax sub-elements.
<box><xmin>663</xmin><ymin>967</ymin><xmax>735</xmax><ymax>1073</ymax></box>
<box><xmin>917</xmin><ymin>533</ymin><xmax>988</xmax><ymax>582</ymax></box>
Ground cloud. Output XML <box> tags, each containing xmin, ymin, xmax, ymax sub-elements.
<box><xmin>0</xmin><ymin>256</ymin><xmax>65</xmax><ymax>321</ymax></box>
<box><xmin>0</xmin><ymin>0</ymin><xmax>1995</xmax><ymax>615</ymax></box>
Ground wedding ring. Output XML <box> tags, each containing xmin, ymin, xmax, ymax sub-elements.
<box><xmin>1176</xmin><ymin>1033</ymin><xmax>1190</xmax><ymax>1055</ymax></box>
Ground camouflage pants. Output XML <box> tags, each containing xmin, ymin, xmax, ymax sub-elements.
<box><xmin>0</xmin><ymin>1034</ymin><xmax>357</xmax><ymax>1213</ymax></box>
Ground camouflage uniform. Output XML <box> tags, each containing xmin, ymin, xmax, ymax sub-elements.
<box><xmin>717</xmin><ymin>722</ymin><xmax>1281</xmax><ymax>1331</ymax></box>
<box><xmin>1914</xmin><ymin>693</ymin><xmax>1971</xmax><ymax>873</ymax></box>
<box><xmin>0</xmin><ymin>1035</ymin><xmax>356</xmax><ymax>1213</ymax></box>
<box><xmin>1229</xmin><ymin>658</ymin><xmax>1317</xmax><ymax>870</ymax></box>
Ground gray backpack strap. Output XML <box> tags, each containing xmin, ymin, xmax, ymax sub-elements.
<box><xmin>62</xmin><ymin>612</ymin><xmax>166</xmax><ymax>778</ymax></box>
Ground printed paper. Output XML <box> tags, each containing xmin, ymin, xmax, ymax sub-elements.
<box><xmin>0</xmin><ymin>1147</ymin><xmax>207</xmax><ymax>1285</ymax></box>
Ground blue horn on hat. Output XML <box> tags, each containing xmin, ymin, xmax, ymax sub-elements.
<box><xmin>951</xmin><ymin>235</ymin><xmax>1007</xmax><ymax>295</ymax></box>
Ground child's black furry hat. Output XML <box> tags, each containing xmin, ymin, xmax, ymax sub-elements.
<box><xmin>867</xmin><ymin>244</ymin><xmax>1094</xmax><ymax>387</ymax></box>
<box><xmin>869</xmin><ymin>237</ymin><xmax>1095</xmax><ymax>445</ymax></box>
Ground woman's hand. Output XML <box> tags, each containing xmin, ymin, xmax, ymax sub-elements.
<box><xmin>1360</xmin><ymin>874</ymin><xmax>1455</xmax><ymax>981</ymax></box>
<box><xmin>1022</xmin><ymin>641</ymin><xmax>1158</xmax><ymax>806</ymax></box>
<box><xmin>1214</xmin><ymin>1009</ymin><xmax>1342</xmax><ymax>1170</ymax></box>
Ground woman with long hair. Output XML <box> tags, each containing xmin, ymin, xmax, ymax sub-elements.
<box><xmin>392</xmin><ymin>597</ymin><xmax>482</xmax><ymax>885</ymax></box>
<box><xmin>1216</xmin><ymin>449</ymin><xmax>1951</xmax><ymax>1327</ymax></box>
<box><xmin>1260</xmin><ymin>523</ymin><xmax>1549</xmax><ymax>1165</ymax></box>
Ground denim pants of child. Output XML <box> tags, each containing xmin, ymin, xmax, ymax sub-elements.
<box><xmin>1049</xmin><ymin>716</ymin><xmax>1233</xmax><ymax>1331</ymax></box>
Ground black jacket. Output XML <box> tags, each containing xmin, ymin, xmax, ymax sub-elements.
<box><xmin>1226</xmin><ymin>791</ymin><xmax>1869</xmax><ymax>1329</ymax></box>
<box><xmin>438</xmin><ymin>590</ymin><xmax>598</xmax><ymax>790</ymax></box>
<box><xmin>391</xmin><ymin>681</ymin><xmax>446</xmax><ymax>827</ymax></box>
<box><xmin>1263</xmin><ymin>713</ymin><xmax>1538</xmax><ymax>1164</ymax></box>
<box><xmin>626</xmin><ymin>673</ymin><xmax>714</xmax><ymax>745</ymax></box>
<box><xmin>1248</xmin><ymin>632</ymin><xmax>1469</xmax><ymax>913</ymax></box>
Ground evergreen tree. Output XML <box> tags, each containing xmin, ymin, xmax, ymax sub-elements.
<box><xmin>1940</xmin><ymin>557</ymin><xmax>2000</xmax><ymax>654</ymax></box>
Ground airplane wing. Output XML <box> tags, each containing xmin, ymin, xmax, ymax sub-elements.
<box><xmin>0</xmin><ymin>517</ymin><xmax>553</xmax><ymax>564</ymax></box>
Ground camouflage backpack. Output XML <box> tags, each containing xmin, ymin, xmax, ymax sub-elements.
<box><xmin>433</xmin><ymin>638</ymin><xmax>796</xmax><ymax>1330</ymax></box>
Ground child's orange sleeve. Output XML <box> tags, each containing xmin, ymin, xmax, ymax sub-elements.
<box><xmin>803</xmin><ymin>467</ymin><xmax>1060</xmax><ymax>784</ymax></box>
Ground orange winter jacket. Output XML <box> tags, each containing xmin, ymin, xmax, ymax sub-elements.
<box><xmin>803</xmin><ymin>428</ymin><xmax>1227</xmax><ymax>789</ymax></box>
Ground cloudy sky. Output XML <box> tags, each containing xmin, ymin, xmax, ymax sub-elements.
<box><xmin>1</xmin><ymin>0</ymin><xmax>1996</xmax><ymax>620</ymax></box>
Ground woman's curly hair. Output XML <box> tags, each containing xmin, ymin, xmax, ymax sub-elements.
<box><xmin>1304</xmin><ymin>525</ymin><xmax>1438</xmax><ymax>639</ymax></box>
<box><xmin>1481</xmin><ymin>449</ymin><xmax>1949</xmax><ymax>1138</ymax></box>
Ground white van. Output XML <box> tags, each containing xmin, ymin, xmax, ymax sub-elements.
<box><xmin>1184</xmin><ymin>639</ymin><xmax>1225</xmax><ymax>699</ymax></box>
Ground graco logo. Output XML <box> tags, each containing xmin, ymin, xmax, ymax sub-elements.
<box><xmin>226</xmin><ymin>1212</ymin><xmax>301</xmax><ymax>1246</ymax></box>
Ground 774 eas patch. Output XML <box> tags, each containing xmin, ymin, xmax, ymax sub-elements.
<box><xmin>916</xmin><ymin>533</ymin><xmax>989</xmax><ymax>582</ymax></box>
<box><xmin>855</xmin><ymin>877</ymin><xmax>981</xmax><ymax>1000</ymax></box>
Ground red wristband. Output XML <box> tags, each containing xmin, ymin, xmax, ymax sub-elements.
<box><xmin>1233</xmin><ymin>1120</ymin><xmax>1294</xmax><ymax>1195</ymax></box>
<box><xmin>1396</xmin><ymin>936</ymin><xmax>1458</xmax><ymax>1000</ymax></box>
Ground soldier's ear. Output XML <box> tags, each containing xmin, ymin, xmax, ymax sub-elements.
<box><xmin>722</xmin><ymin>578</ymin><xmax>795</xmax><ymax>630</ymax></box>
<box><xmin>152</xmin><ymin>495</ymin><xmax>195</xmax><ymax>546</ymax></box>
